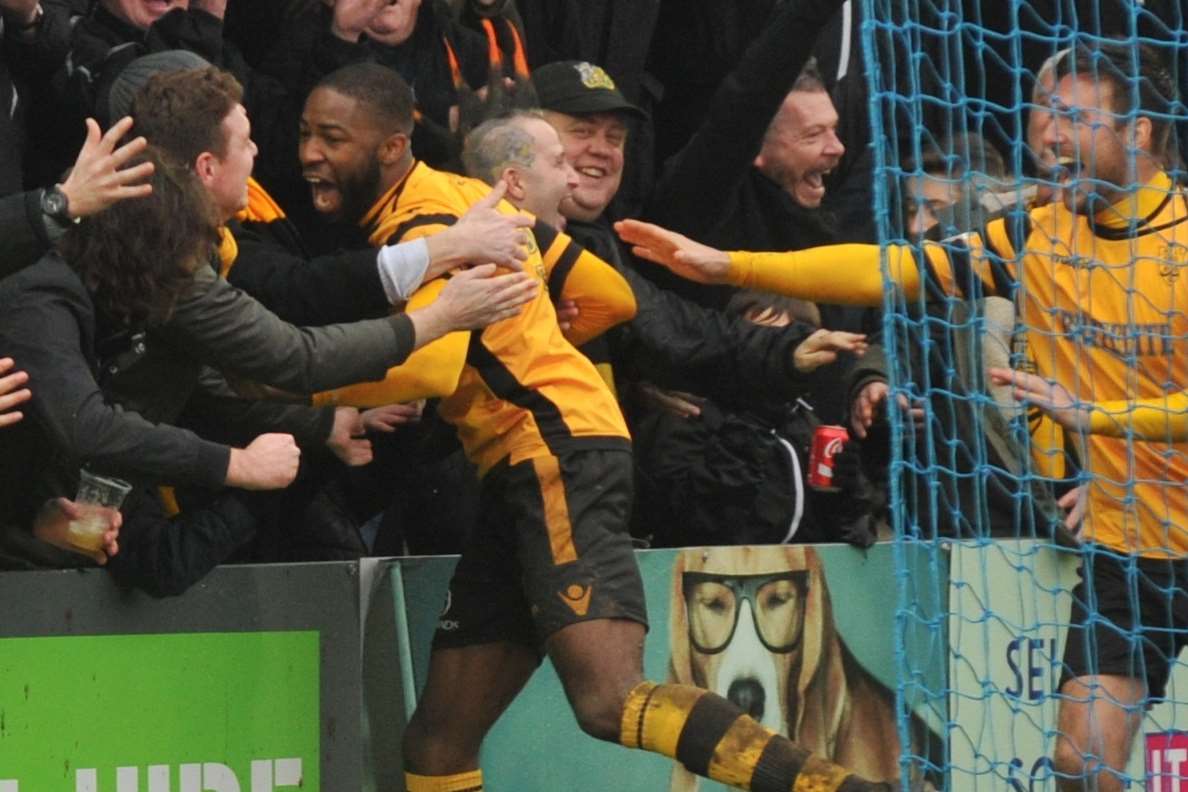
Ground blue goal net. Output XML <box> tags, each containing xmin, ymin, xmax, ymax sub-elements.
<box><xmin>860</xmin><ymin>1</ymin><xmax>1188</xmax><ymax>789</ymax></box>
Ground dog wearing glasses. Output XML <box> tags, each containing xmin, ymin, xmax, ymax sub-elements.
<box><xmin>667</xmin><ymin>545</ymin><xmax>935</xmax><ymax>790</ymax></box>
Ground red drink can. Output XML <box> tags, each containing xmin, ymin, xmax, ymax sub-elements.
<box><xmin>808</xmin><ymin>425</ymin><xmax>850</xmax><ymax>491</ymax></box>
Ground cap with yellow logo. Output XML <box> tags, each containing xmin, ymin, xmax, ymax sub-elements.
<box><xmin>531</xmin><ymin>60</ymin><xmax>648</xmax><ymax>120</ymax></box>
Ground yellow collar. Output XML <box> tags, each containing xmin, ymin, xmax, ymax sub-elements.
<box><xmin>217</xmin><ymin>226</ymin><xmax>238</xmax><ymax>278</ymax></box>
<box><xmin>233</xmin><ymin>177</ymin><xmax>286</xmax><ymax>224</ymax></box>
<box><xmin>360</xmin><ymin>162</ymin><xmax>420</xmax><ymax>247</ymax></box>
<box><xmin>1093</xmin><ymin>170</ymin><xmax>1173</xmax><ymax>229</ymax></box>
<box><xmin>360</xmin><ymin>162</ymin><xmax>418</xmax><ymax>233</ymax></box>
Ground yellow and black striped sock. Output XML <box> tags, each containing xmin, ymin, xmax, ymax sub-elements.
<box><xmin>620</xmin><ymin>681</ymin><xmax>887</xmax><ymax>792</ymax></box>
<box><xmin>404</xmin><ymin>769</ymin><xmax>483</xmax><ymax>792</ymax></box>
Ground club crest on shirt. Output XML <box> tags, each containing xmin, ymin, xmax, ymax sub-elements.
<box><xmin>1159</xmin><ymin>243</ymin><xmax>1186</xmax><ymax>284</ymax></box>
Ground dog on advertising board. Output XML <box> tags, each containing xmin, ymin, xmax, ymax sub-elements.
<box><xmin>667</xmin><ymin>545</ymin><xmax>939</xmax><ymax>790</ymax></box>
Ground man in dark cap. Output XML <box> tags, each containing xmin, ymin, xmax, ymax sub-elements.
<box><xmin>533</xmin><ymin>60</ymin><xmax>646</xmax><ymax>229</ymax></box>
<box><xmin>528</xmin><ymin>57</ymin><xmax>863</xmax><ymax>434</ymax></box>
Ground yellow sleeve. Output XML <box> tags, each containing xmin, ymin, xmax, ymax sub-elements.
<box><xmin>311</xmin><ymin>279</ymin><xmax>469</xmax><ymax>407</ymax></box>
<box><xmin>538</xmin><ymin>226</ymin><xmax>637</xmax><ymax>346</ymax></box>
<box><xmin>724</xmin><ymin>231</ymin><xmax>1013</xmax><ymax>305</ymax></box>
<box><xmin>1088</xmin><ymin>391</ymin><xmax>1188</xmax><ymax>441</ymax></box>
<box><xmin>725</xmin><ymin>244</ymin><xmax>924</xmax><ymax>305</ymax></box>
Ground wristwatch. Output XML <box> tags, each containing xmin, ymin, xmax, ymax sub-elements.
<box><xmin>40</xmin><ymin>185</ymin><xmax>76</xmax><ymax>227</ymax></box>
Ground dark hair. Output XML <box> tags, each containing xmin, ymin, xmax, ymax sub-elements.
<box><xmin>61</xmin><ymin>147</ymin><xmax>220</xmax><ymax>326</ymax></box>
<box><xmin>315</xmin><ymin>62</ymin><xmax>416</xmax><ymax>135</ymax></box>
<box><xmin>131</xmin><ymin>66</ymin><xmax>244</xmax><ymax>165</ymax></box>
<box><xmin>726</xmin><ymin>289</ymin><xmax>821</xmax><ymax>328</ymax></box>
<box><xmin>1054</xmin><ymin>41</ymin><xmax>1178</xmax><ymax>157</ymax></box>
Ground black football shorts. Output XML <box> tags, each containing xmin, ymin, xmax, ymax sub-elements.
<box><xmin>432</xmin><ymin>448</ymin><xmax>648</xmax><ymax>653</ymax></box>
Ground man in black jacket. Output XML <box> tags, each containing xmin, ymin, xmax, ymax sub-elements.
<box><xmin>642</xmin><ymin>1</ymin><xmax>858</xmax><ymax>311</ymax></box>
<box><xmin>527</xmin><ymin>62</ymin><xmax>838</xmax><ymax>408</ymax></box>
<box><xmin>638</xmin><ymin>0</ymin><xmax>880</xmax><ymax>426</ymax></box>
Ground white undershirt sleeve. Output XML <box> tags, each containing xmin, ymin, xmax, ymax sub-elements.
<box><xmin>376</xmin><ymin>238</ymin><xmax>431</xmax><ymax>304</ymax></box>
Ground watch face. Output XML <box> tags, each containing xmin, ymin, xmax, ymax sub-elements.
<box><xmin>42</xmin><ymin>188</ymin><xmax>68</xmax><ymax>220</ymax></box>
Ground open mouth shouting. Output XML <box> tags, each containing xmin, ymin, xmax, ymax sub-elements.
<box><xmin>795</xmin><ymin>168</ymin><xmax>832</xmax><ymax>207</ymax></box>
<box><xmin>1051</xmin><ymin>156</ymin><xmax>1077</xmax><ymax>187</ymax></box>
<box><xmin>305</xmin><ymin>174</ymin><xmax>341</xmax><ymax>215</ymax></box>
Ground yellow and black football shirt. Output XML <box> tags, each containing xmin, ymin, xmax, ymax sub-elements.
<box><xmin>722</xmin><ymin>171</ymin><xmax>1188</xmax><ymax>558</ymax></box>
<box><xmin>315</xmin><ymin>161</ymin><xmax>636</xmax><ymax>475</ymax></box>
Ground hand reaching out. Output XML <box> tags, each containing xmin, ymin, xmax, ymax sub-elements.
<box><xmin>436</xmin><ymin>263</ymin><xmax>538</xmax><ymax>330</ymax></box>
<box><xmin>555</xmin><ymin>299</ymin><xmax>579</xmax><ymax>333</ymax></box>
<box><xmin>636</xmin><ymin>383</ymin><xmax>704</xmax><ymax>419</ymax></box>
<box><xmin>614</xmin><ymin>219</ymin><xmax>733</xmax><ymax>284</ymax></box>
<box><xmin>326</xmin><ymin>406</ymin><xmax>373</xmax><ymax>466</ymax></box>
<box><xmin>849</xmin><ymin>380</ymin><xmax>925</xmax><ymax>439</ymax></box>
<box><xmin>792</xmin><ymin>328</ymin><xmax>867</xmax><ymax>373</ymax></box>
<box><xmin>225</xmin><ymin>433</ymin><xmax>301</xmax><ymax>490</ymax></box>
<box><xmin>362</xmin><ymin>401</ymin><xmax>425</xmax><ymax>433</ymax></box>
<box><xmin>988</xmin><ymin>368</ymin><xmax>1092</xmax><ymax>432</ymax></box>
<box><xmin>1058</xmin><ymin>484</ymin><xmax>1087</xmax><ymax>536</ymax></box>
<box><xmin>59</xmin><ymin>117</ymin><xmax>154</xmax><ymax>220</ymax></box>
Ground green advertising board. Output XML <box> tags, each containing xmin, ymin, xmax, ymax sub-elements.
<box><xmin>0</xmin><ymin>631</ymin><xmax>319</xmax><ymax>792</ymax></box>
<box><xmin>0</xmin><ymin>562</ymin><xmax>367</xmax><ymax>792</ymax></box>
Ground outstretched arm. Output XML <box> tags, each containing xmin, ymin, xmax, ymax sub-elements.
<box><xmin>989</xmin><ymin>368</ymin><xmax>1188</xmax><ymax>442</ymax></box>
<box><xmin>615</xmin><ymin>218</ymin><xmax>931</xmax><ymax>306</ymax></box>
<box><xmin>313</xmin><ymin>265</ymin><xmax>538</xmax><ymax>407</ymax></box>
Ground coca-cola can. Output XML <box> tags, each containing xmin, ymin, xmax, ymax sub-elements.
<box><xmin>808</xmin><ymin>425</ymin><xmax>850</xmax><ymax>491</ymax></box>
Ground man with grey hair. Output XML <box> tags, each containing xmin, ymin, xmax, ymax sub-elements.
<box><xmin>462</xmin><ymin>104</ymin><xmax>864</xmax><ymax>415</ymax></box>
<box><xmin>462</xmin><ymin>111</ymin><xmax>578</xmax><ymax>231</ymax></box>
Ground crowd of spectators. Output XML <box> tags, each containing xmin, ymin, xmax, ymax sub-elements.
<box><xmin>0</xmin><ymin>0</ymin><xmax>1178</xmax><ymax>581</ymax></box>
<box><xmin>0</xmin><ymin>0</ymin><xmax>907</xmax><ymax>587</ymax></box>
<box><xmin>2</xmin><ymin>1</ymin><xmax>1187</xmax><ymax>790</ymax></box>
<box><xmin>0</xmin><ymin>0</ymin><xmax>1179</xmax><ymax>588</ymax></box>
